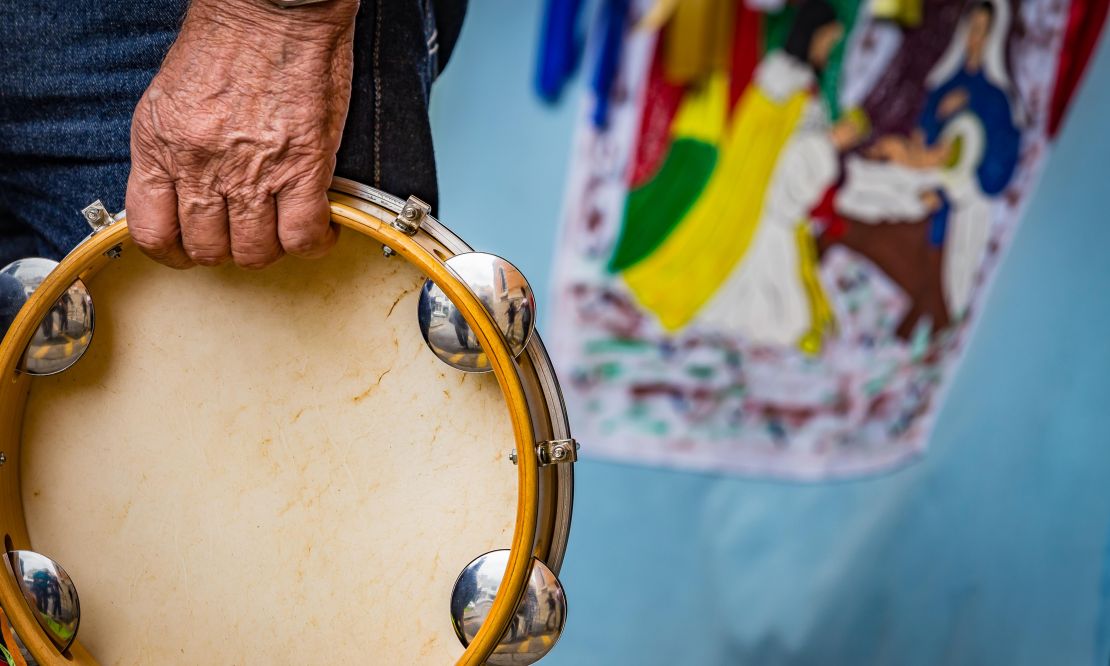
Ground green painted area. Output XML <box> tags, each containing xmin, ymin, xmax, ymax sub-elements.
<box><xmin>608</xmin><ymin>138</ymin><xmax>718</xmax><ymax>273</ymax></box>
<box><xmin>598</xmin><ymin>362</ymin><xmax>623</xmax><ymax>380</ymax></box>
<box><xmin>688</xmin><ymin>365</ymin><xmax>717</xmax><ymax>379</ymax></box>
<box><xmin>584</xmin><ymin>338</ymin><xmax>655</xmax><ymax>354</ymax></box>
<box><xmin>761</xmin><ymin>0</ymin><xmax>863</xmax><ymax>120</ymax></box>
<box><xmin>823</xmin><ymin>0</ymin><xmax>864</xmax><ymax>120</ymax></box>
<box><xmin>0</xmin><ymin>644</ymin><xmax>14</xmax><ymax>666</ymax></box>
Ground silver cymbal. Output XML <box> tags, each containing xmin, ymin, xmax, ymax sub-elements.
<box><xmin>417</xmin><ymin>252</ymin><xmax>536</xmax><ymax>373</ymax></box>
<box><xmin>450</xmin><ymin>550</ymin><xmax>567</xmax><ymax>664</ymax></box>
<box><xmin>6</xmin><ymin>550</ymin><xmax>81</xmax><ymax>652</ymax></box>
<box><xmin>0</xmin><ymin>258</ymin><xmax>94</xmax><ymax>375</ymax></box>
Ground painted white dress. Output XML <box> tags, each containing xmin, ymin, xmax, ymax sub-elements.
<box><xmin>696</xmin><ymin>54</ymin><xmax>839</xmax><ymax>347</ymax></box>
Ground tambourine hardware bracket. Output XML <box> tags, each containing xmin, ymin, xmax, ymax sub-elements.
<box><xmin>392</xmin><ymin>195</ymin><xmax>430</xmax><ymax>235</ymax></box>
<box><xmin>509</xmin><ymin>438</ymin><xmax>578</xmax><ymax>467</ymax></box>
<box><xmin>383</xmin><ymin>195</ymin><xmax>430</xmax><ymax>257</ymax></box>
<box><xmin>82</xmin><ymin>200</ymin><xmax>124</xmax><ymax>258</ymax></box>
<box><xmin>82</xmin><ymin>200</ymin><xmax>113</xmax><ymax>233</ymax></box>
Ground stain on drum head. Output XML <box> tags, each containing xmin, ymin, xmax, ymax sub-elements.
<box><xmin>20</xmin><ymin>231</ymin><xmax>518</xmax><ymax>664</ymax></box>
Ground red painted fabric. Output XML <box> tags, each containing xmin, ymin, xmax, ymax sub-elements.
<box><xmin>729</xmin><ymin>1</ymin><xmax>763</xmax><ymax>114</ymax></box>
<box><xmin>628</xmin><ymin>40</ymin><xmax>686</xmax><ymax>188</ymax></box>
<box><xmin>1048</xmin><ymin>0</ymin><xmax>1109</xmax><ymax>137</ymax></box>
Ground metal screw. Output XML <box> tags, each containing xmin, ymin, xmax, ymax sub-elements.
<box><xmin>508</xmin><ymin>450</ymin><xmax>517</xmax><ymax>465</ymax></box>
<box><xmin>84</xmin><ymin>209</ymin><xmax>100</xmax><ymax>222</ymax></box>
<box><xmin>382</xmin><ymin>245</ymin><xmax>396</xmax><ymax>258</ymax></box>
<box><xmin>0</xmin><ymin>452</ymin><xmax>6</xmax><ymax>466</ymax></box>
<box><xmin>403</xmin><ymin>206</ymin><xmax>418</xmax><ymax>221</ymax></box>
<box><xmin>105</xmin><ymin>245</ymin><xmax>122</xmax><ymax>259</ymax></box>
<box><xmin>551</xmin><ymin>445</ymin><xmax>567</xmax><ymax>461</ymax></box>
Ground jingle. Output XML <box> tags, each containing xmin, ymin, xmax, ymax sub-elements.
<box><xmin>417</xmin><ymin>252</ymin><xmax>536</xmax><ymax>373</ymax></box>
<box><xmin>0</xmin><ymin>258</ymin><xmax>94</xmax><ymax>376</ymax></box>
<box><xmin>6</xmin><ymin>550</ymin><xmax>80</xmax><ymax>653</ymax></box>
<box><xmin>450</xmin><ymin>550</ymin><xmax>567</xmax><ymax>665</ymax></box>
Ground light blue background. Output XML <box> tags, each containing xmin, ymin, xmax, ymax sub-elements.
<box><xmin>431</xmin><ymin>4</ymin><xmax>1110</xmax><ymax>664</ymax></box>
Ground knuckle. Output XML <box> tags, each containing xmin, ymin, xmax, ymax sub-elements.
<box><xmin>182</xmin><ymin>235</ymin><xmax>229</xmax><ymax>264</ymax></box>
<box><xmin>278</xmin><ymin>209</ymin><xmax>329</xmax><ymax>257</ymax></box>
<box><xmin>280</xmin><ymin>231</ymin><xmax>323</xmax><ymax>257</ymax></box>
<box><xmin>234</xmin><ymin>249</ymin><xmax>282</xmax><ymax>271</ymax></box>
<box><xmin>230</xmin><ymin>195</ymin><xmax>274</xmax><ymax>222</ymax></box>
<box><xmin>185</xmin><ymin>244</ymin><xmax>229</xmax><ymax>267</ymax></box>
<box><xmin>179</xmin><ymin>194</ymin><xmax>225</xmax><ymax>218</ymax></box>
<box><xmin>130</xmin><ymin>223</ymin><xmax>178</xmax><ymax>253</ymax></box>
<box><xmin>230</xmin><ymin>228</ymin><xmax>281</xmax><ymax>270</ymax></box>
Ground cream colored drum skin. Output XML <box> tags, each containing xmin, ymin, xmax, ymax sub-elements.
<box><xmin>0</xmin><ymin>179</ymin><xmax>574</xmax><ymax>665</ymax></box>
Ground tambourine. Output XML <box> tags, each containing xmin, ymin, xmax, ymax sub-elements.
<box><xmin>0</xmin><ymin>178</ymin><xmax>575</xmax><ymax>665</ymax></box>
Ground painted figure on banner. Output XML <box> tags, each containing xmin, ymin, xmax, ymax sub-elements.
<box><xmin>610</xmin><ymin>0</ymin><xmax>861</xmax><ymax>349</ymax></box>
<box><xmin>831</xmin><ymin>0</ymin><xmax>1020</xmax><ymax>338</ymax></box>
<box><xmin>546</xmin><ymin>0</ymin><xmax>1102</xmax><ymax>477</ymax></box>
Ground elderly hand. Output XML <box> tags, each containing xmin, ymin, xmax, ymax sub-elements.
<box><xmin>126</xmin><ymin>0</ymin><xmax>359</xmax><ymax>269</ymax></box>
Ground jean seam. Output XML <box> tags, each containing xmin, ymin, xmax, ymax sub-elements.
<box><xmin>372</xmin><ymin>0</ymin><xmax>383</xmax><ymax>188</ymax></box>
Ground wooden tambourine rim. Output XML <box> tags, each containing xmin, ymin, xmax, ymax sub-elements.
<box><xmin>0</xmin><ymin>190</ymin><xmax>543</xmax><ymax>665</ymax></box>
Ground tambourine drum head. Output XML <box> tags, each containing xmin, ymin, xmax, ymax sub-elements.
<box><xmin>20</xmin><ymin>230</ymin><xmax>517</xmax><ymax>663</ymax></box>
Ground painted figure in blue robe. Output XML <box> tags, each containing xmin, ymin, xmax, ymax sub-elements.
<box><xmin>834</xmin><ymin>0</ymin><xmax>1021</xmax><ymax>324</ymax></box>
<box><xmin>920</xmin><ymin>1</ymin><xmax>1020</xmax><ymax>198</ymax></box>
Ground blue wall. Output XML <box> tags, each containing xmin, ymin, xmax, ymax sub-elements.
<box><xmin>432</xmin><ymin>5</ymin><xmax>1110</xmax><ymax>664</ymax></box>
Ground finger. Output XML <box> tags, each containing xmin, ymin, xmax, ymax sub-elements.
<box><xmin>276</xmin><ymin>182</ymin><xmax>338</xmax><ymax>259</ymax></box>
<box><xmin>228</xmin><ymin>193</ymin><xmax>283</xmax><ymax>270</ymax></box>
<box><xmin>126</xmin><ymin>168</ymin><xmax>194</xmax><ymax>270</ymax></box>
<box><xmin>178</xmin><ymin>191</ymin><xmax>231</xmax><ymax>266</ymax></box>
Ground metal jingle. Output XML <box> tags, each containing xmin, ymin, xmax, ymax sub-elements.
<box><xmin>417</xmin><ymin>252</ymin><xmax>536</xmax><ymax>373</ymax></box>
<box><xmin>450</xmin><ymin>550</ymin><xmax>567</xmax><ymax>665</ymax></box>
<box><xmin>6</xmin><ymin>550</ymin><xmax>81</xmax><ymax>653</ymax></box>
<box><xmin>0</xmin><ymin>258</ymin><xmax>95</xmax><ymax>376</ymax></box>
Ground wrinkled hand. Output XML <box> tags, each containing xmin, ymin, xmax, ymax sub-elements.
<box><xmin>127</xmin><ymin>0</ymin><xmax>358</xmax><ymax>269</ymax></box>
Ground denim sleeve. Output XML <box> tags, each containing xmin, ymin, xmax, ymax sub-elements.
<box><xmin>432</xmin><ymin>0</ymin><xmax>469</xmax><ymax>75</ymax></box>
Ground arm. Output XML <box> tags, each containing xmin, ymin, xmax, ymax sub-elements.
<box><xmin>126</xmin><ymin>0</ymin><xmax>359</xmax><ymax>269</ymax></box>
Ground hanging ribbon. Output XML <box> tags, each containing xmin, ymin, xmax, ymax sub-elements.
<box><xmin>663</xmin><ymin>0</ymin><xmax>737</xmax><ymax>85</ymax></box>
<box><xmin>1047</xmin><ymin>0</ymin><xmax>1110</xmax><ymax>137</ymax></box>
<box><xmin>638</xmin><ymin>0</ymin><xmax>682</xmax><ymax>31</ymax></box>
<box><xmin>591</xmin><ymin>0</ymin><xmax>632</xmax><ymax>127</ymax></box>
<box><xmin>536</xmin><ymin>0</ymin><xmax>586</xmax><ymax>103</ymax></box>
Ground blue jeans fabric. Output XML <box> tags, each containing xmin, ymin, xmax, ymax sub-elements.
<box><xmin>0</xmin><ymin>0</ymin><xmax>465</xmax><ymax>267</ymax></box>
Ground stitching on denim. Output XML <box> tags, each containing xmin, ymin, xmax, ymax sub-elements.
<box><xmin>372</xmin><ymin>0</ymin><xmax>383</xmax><ymax>188</ymax></box>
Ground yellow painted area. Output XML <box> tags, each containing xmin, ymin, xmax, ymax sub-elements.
<box><xmin>670</xmin><ymin>72</ymin><xmax>729</xmax><ymax>144</ymax></box>
<box><xmin>795</xmin><ymin>221</ymin><xmax>837</xmax><ymax>356</ymax></box>
<box><xmin>663</xmin><ymin>0</ymin><xmax>736</xmax><ymax>83</ymax></box>
<box><xmin>621</xmin><ymin>86</ymin><xmax>809</xmax><ymax>331</ymax></box>
<box><xmin>637</xmin><ymin>0</ymin><xmax>681</xmax><ymax>30</ymax></box>
<box><xmin>871</xmin><ymin>0</ymin><xmax>922</xmax><ymax>26</ymax></box>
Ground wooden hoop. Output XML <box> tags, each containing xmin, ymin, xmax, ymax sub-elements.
<box><xmin>0</xmin><ymin>198</ymin><xmax>540</xmax><ymax>665</ymax></box>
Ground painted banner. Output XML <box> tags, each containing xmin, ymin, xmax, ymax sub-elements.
<box><xmin>547</xmin><ymin>0</ymin><xmax>1106</xmax><ymax>478</ymax></box>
